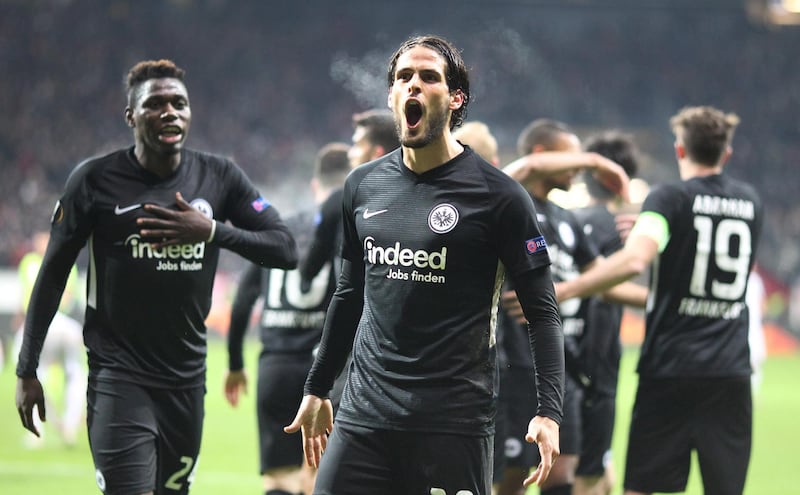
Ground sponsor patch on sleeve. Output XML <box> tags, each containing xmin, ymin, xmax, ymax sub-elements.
<box><xmin>250</xmin><ymin>197</ymin><xmax>271</xmax><ymax>212</ymax></box>
<box><xmin>525</xmin><ymin>235</ymin><xmax>547</xmax><ymax>255</ymax></box>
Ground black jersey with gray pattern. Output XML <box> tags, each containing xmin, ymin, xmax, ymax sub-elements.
<box><xmin>335</xmin><ymin>147</ymin><xmax>551</xmax><ymax>435</ymax></box>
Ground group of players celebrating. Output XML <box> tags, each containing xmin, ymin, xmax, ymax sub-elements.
<box><xmin>15</xmin><ymin>34</ymin><xmax>761</xmax><ymax>495</ymax></box>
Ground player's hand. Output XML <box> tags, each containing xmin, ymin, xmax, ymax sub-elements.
<box><xmin>138</xmin><ymin>192</ymin><xmax>214</xmax><ymax>247</ymax></box>
<box><xmin>501</xmin><ymin>290</ymin><xmax>527</xmax><ymax>325</ymax></box>
<box><xmin>523</xmin><ymin>415</ymin><xmax>560</xmax><ymax>488</ymax></box>
<box><xmin>284</xmin><ymin>394</ymin><xmax>334</xmax><ymax>468</ymax></box>
<box><xmin>224</xmin><ymin>370</ymin><xmax>248</xmax><ymax>407</ymax></box>
<box><xmin>590</xmin><ymin>153</ymin><xmax>630</xmax><ymax>202</ymax></box>
<box><xmin>16</xmin><ymin>377</ymin><xmax>46</xmax><ymax>437</ymax></box>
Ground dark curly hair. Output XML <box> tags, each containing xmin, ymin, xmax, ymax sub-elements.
<box><xmin>125</xmin><ymin>59</ymin><xmax>186</xmax><ymax>106</ymax></box>
<box><xmin>386</xmin><ymin>35</ymin><xmax>470</xmax><ymax>130</ymax></box>
<box><xmin>583</xmin><ymin>131</ymin><xmax>640</xmax><ymax>200</ymax></box>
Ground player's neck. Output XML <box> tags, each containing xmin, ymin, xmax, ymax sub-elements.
<box><xmin>402</xmin><ymin>133</ymin><xmax>464</xmax><ymax>175</ymax></box>
<box><xmin>529</xmin><ymin>181</ymin><xmax>553</xmax><ymax>202</ymax></box>
<box><xmin>134</xmin><ymin>145</ymin><xmax>183</xmax><ymax>179</ymax></box>
<box><xmin>679</xmin><ymin>160</ymin><xmax>723</xmax><ymax>180</ymax></box>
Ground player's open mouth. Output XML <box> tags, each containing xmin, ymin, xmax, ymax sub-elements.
<box><xmin>159</xmin><ymin>125</ymin><xmax>183</xmax><ymax>143</ymax></box>
<box><xmin>405</xmin><ymin>100</ymin><xmax>422</xmax><ymax>129</ymax></box>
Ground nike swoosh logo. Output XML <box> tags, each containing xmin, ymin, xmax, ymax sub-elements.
<box><xmin>363</xmin><ymin>208</ymin><xmax>388</xmax><ymax>219</ymax></box>
<box><xmin>114</xmin><ymin>204</ymin><xmax>142</xmax><ymax>215</ymax></box>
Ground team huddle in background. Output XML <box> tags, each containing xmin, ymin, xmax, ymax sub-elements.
<box><xmin>13</xmin><ymin>33</ymin><xmax>762</xmax><ymax>495</ymax></box>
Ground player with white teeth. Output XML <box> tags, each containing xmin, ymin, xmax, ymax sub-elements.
<box><xmin>127</xmin><ymin>75</ymin><xmax>191</xmax><ymax>169</ymax></box>
<box><xmin>289</xmin><ymin>35</ymin><xmax>564</xmax><ymax>495</ymax></box>
<box><xmin>386</xmin><ymin>38</ymin><xmax>466</xmax><ymax>168</ymax></box>
<box><xmin>15</xmin><ymin>59</ymin><xmax>298</xmax><ymax>495</ymax></box>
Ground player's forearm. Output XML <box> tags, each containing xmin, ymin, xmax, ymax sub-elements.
<box><xmin>214</xmin><ymin>221</ymin><xmax>298</xmax><ymax>269</ymax></box>
<box><xmin>512</xmin><ymin>266</ymin><xmax>565</xmax><ymax>424</ymax></box>
<box><xmin>16</xmin><ymin>254</ymin><xmax>77</xmax><ymax>378</ymax></box>
<box><xmin>601</xmin><ymin>280</ymin><xmax>648</xmax><ymax>308</ymax></box>
<box><xmin>227</xmin><ymin>266</ymin><xmax>261</xmax><ymax>371</ymax></box>
<box><xmin>503</xmin><ymin>152</ymin><xmax>597</xmax><ymax>183</ymax></box>
<box><xmin>17</xmin><ymin>233</ymin><xmax>83</xmax><ymax>377</ymax></box>
<box><xmin>299</xmin><ymin>191</ymin><xmax>341</xmax><ymax>282</ymax></box>
<box><xmin>304</xmin><ymin>259</ymin><xmax>363</xmax><ymax>397</ymax></box>
<box><xmin>558</xmin><ymin>249</ymin><xmax>644</xmax><ymax>302</ymax></box>
<box><xmin>227</xmin><ymin>321</ymin><xmax>250</xmax><ymax>371</ymax></box>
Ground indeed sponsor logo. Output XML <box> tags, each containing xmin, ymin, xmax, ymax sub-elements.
<box><xmin>125</xmin><ymin>234</ymin><xmax>206</xmax><ymax>260</ymax></box>
<box><xmin>363</xmin><ymin>236</ymin><xmax>446</xmax><ymax>270</ymax></box>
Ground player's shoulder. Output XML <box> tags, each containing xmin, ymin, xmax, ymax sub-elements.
<box><xmin>343</xmin><ymin>148</ymin><xmax>401</xmax><ymax>192</ymax></box>
<box><xmin>184</xmin><ymin>148</ymin><xmax>238</xmax><ymax>172</ymax></box>
<box><xmin>642</xmin><ymin>180</ymin><xmax>693</xmax><ymax>207</ymax></box>
<box><xmin>651</xmin><ymin>179</ymin><xmax>687</xmax><ymax>195</ymax></box>
<box><xmin>682</xmin><ymin>174</ymin><xmax>761</xmax><ymax>204</ymax></box>
<box><xmin>464</xmin><ymin>149</ymin><xmax>529</xmax><ymax>198</ymax></box>
<box><xmin>721</xmin><ymin>174</ymin><xmax>762</xmax><ymax>203</ymax></box>
<box><xmin>64</xmin><ymin>147</ymin><xmax>131</xmax><ymax>186</ymax></box>
<box><xmin>354</xmin><ymin>148</ymin><xmax>400</xmax><ymax>176</ymax></box>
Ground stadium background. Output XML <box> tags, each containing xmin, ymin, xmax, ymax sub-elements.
<box><xmin>1</xmin><ymin>0</ymin><xmax>799</xmax><ymax>340</ymax></box>
<box><xmin>0</xmin><ymin>1</ymin><xmax>799</xmax><ymax>493</ymax></box>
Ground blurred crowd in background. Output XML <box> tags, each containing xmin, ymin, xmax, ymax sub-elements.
<box><xmin>1</xmin><ymin>0</ymin><xmax>798</xmax><ymax>331</ymax></box>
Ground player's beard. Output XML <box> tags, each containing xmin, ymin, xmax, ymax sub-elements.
<box><xmin>396</xmin><ymin>103</ymin><xmax>450</xmax><ymax>149</ymax></box>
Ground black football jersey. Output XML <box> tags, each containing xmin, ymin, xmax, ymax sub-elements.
<box><xmin>637</xmin><ymin>174</ymin><xmax>763</xmax><ymax>378</ymax></box>
<box><xmin>333</xmin><ymin>147</ymin><xmax>553</xmax><ymax>435</ymax></box>
<box><xmin>18</xmin><ymin>147</ymin><xmax>295</xmax><ymax>387</ymax></box>
<box><xmin>227</xmin><ymin>210</ymin><xmax>337</xmax><ymax>370</ymax></box>
<box><xmin>573</xmin><ymin>204</ymin><xmax>624</xmax><ymax>395</ymax></box>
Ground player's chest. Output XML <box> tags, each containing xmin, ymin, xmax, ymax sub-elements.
<box><xmin>90</xmin><ymin>170</ymin><xmax>223</xmax><ymax>239</ymax></box>
<box><xmin>353</xmin><ymin>182</ymin><xmax>490</xmax><ymax>252</ymax></box>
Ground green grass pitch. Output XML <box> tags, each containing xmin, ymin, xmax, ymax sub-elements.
<box><xmin>1</xmin><ymin>340</ymin><xmax>797</xmax><ymax>494</ymax></box>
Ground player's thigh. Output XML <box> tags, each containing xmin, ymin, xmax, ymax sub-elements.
<box><xmin>694</xmin><ymin>377</ymin><xmax>751</xmax><ymax>495</ymax></box>
<box><xmin>257</xmin><ymin>354</ymin><xmax>311</xmax><ymax>471</ymax></box>
<box><xmin>88</xmin><ymin>379</ymin><xmax>158</xmax><ymax>495</ymax></box>
<box><xmin>313</xmin><ymin>423</ymin><xmax>394</xmax><ymax>495</ymax></box>
<box><xmin>258</xmin><ymin>353</ymin><xmax>312</xmax><ymax>420</ymax></box>
<box><xmin>623</xmin><ymin>378</ymin><xmax>693</xmax><ymax>494</ymax></box>
<box><xmin>400</xmin><ymin>430</ymin><xmax>493</xmax><ymax>495</ymax></box>
<box><xmin>576</xmin><ymin>394</ymin><xmax>616</xmax><ymax>477</ymax></box>
<box><xmin>152</xmin><ymin>385</ymin><xmax>205</xmax><ymax>495</ymax></box>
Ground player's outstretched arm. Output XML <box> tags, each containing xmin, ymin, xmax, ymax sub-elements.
<box><xmin>524</xmin><ymin>416</ymin><xmax>560</xmax><ymax>488</ymax></box>
<box><xmin>284</xmin><ymin>394</ymin><xmax>334</xmax><ymax>468</ymax></box>
<box><xmin>16</xmin><ymin>377</ymin><xmax>46</xmax><ymax>437</ymax></box>
<box><xmin>556</xmin><ymin>234</ymin><xmax>658</xmax><ymax>302</ymax></box>
<box><xmin>503</xmin><ymin>152</ymin><xmax>630</xmax><ymax>201</ymax></box>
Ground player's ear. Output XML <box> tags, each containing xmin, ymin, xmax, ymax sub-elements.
<box><xmin>124</xmin><ymin>107</ymin><xmax>135</xmax><ymax>128</ymax></box>
<box><xmin>674</xmin><ymin>141</ymin><xmax>686</xmax><ymax>160</ymax></box>
<box><xmin>720</xmin><ymin>145</ymin><xmax>733</xmax><ymax>165</ymax></box>
<box><xmin>449</xmin><ymin>89</ymin><xmax>464</xmax><ymax>111</ymax></box>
